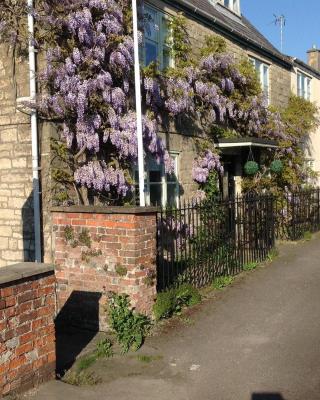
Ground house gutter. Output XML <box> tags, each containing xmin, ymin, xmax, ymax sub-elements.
<box><xmin>27</xmin><ymin>0</ymin><xmax>42</xmax><ymax>262</ymax></box>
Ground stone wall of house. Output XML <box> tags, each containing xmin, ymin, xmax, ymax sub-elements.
<box><xmin>52</xmin><ymin>207</ymin><xmax>157</xmax><ymax>331</ymax></box>
<box><xmin>186</xmin><ymin>17</ymin><xmax>291</xmax><ymax>109</ymax></box>
<box><xmin>0</xmin><ymin>263</ymin><xmax>56</xmax><ymax>397</ymax></box>
<box><xmin>0</xmin><ymin>45</ymin><xmax>35</xmax><ymax>268</ymax></box>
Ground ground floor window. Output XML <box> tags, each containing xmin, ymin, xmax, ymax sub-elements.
<box><xmin>134</xmin><ymin>153</ymin><xmax>179</xmax><ymax>207</ymax></box>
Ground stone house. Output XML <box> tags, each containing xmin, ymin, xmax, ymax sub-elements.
<box><xmin>290</xmin><ymin>49</ymin><xmax>320</xmax><ymax>185</ymax></box>
<box><xmin>0</xmin><ymin>0</ymin><xmax>317</xmax><ymax>267</ymax></box>
<box><xmin>143</xmin><ymin>0</ymin><xmax>293</xmax><ymax>204</ymax></box>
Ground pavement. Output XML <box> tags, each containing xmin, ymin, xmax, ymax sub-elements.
<box><xmin>24</xmin><ymin>236</ymin><xmax>320</xmax><ymax>400</ymax></box>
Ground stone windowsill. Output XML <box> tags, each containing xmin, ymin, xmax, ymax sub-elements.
<box><xmin>0</xmin><ymin>263</ymin><xmax>55</xmax><ymax>285</ymax></box>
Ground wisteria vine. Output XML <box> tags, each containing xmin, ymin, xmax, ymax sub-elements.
<box><xmin>0</xmin><ymin>1</ymin><xmax>316</xmax><ymax>204</ymax></box>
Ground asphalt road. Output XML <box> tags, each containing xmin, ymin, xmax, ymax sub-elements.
<box><xmin>28</xmin><ymin>236</ymin><xmax>320</xmax><ymax>400</ymax></box>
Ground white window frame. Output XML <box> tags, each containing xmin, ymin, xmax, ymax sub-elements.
<box><xmin>143</xmin><ymin>4</ymin><xmax>174</xmax><ymax>70</ymax></box>
<box><xmin>249</xmin><ymin>57</ymin><xmax>270</xmax><ymax>103</ymax></box>
<box><xmin>223</xmin><ymin>0</ymin><xmax>241</xmax><ymax>14</ymax></box>
<box><xmin>145</xmin><ymin>153</ymin><xmax>179</xmax><ymax>207</ymax></box>
<box><xmin>134</xmin><ymin>153</ymin><xmax>180</xmax><ymax>207</ymax></box>
<box><xmin>297</xmin><ymin>72</ymin><xmax>311</xmax><ymax>101</ymax></box>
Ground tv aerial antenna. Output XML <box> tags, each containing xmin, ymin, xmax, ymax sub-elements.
<box><xmin>272</xmin><ymin>14</ymin><xmax>286</xmax><ymax>52</ymax></box>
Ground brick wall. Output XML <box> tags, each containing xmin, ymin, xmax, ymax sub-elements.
<box><xmin>0</xmin><ymin>263</ymin><xmax>56</xmax><ymax>397</ymax></box>
<box><xmin>52</xmin><ymin>207</ymin><xmax>157</xmax><ymax>331</ymax></box>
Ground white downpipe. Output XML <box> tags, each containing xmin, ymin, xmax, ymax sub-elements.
<box><xmin>132</xmin><ymin>0</ymin><xmax>146</xmax><ymax>207</ymax></box>
<box><xmin>27</xmin><ymin>0</ymin><xmax>42</xmax><ymax>262</ymax></box>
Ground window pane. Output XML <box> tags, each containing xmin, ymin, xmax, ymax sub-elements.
<box><xmin>263</xmin><ymin>65</ymin><xmax>268</xmax><ymax>86</ymax></box>
<box><xmin>144</xmin><ymin>7</ymin><xmax>158</xmax><ymax>41</ymax></box>
<box><xmin>150</xmin><ymin>184</ymin><xmax>162</xmax><ymax>206</ymax></box>
<box><xmin>145</xmin><ymin>41</ymin><xmax>158</xmax><ymax>66</ymax></box>
<box><xmin>163</xmin><ymin>47</ymin><xmax>171</xmax><ymax>69</ymax></box>
<box><xmin>166</xmin><ymin>171</ymin><xmax>178</xmax><ymax>183</ymax></box>
<box><xmin>262</xmin><ymin>65</ymin><xmax>269</xmax><ymax>98</ymax></box>
<box><xmin>167</xmin><ymin>183</ymin><xmax>177</xmax><ymax>207</ymax></box>
<box><xmin>307</xmin><ymin>79</ymin><xmax>311</xmax><ymax>100</ymax></box>
<box><xmin>162</xmin><ymin>17</ymin><xmax>169</xmax><ymax>43</ymax></box>
<box><xmin>149</xmin><ymin>170</ymin><xmax>161</xmax><ymax>183</ymax></box>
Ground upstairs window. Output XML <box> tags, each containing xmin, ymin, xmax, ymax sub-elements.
<box><xmin>249</xmin><ymin>57</ymin><xmax>270</xmax><ymax>103</ymax></box>
<box><xmin>223</xmin><ymin>0</ymin><xmax>241</xmax><ymax>14</ymax></box>
<box><xmin>143</xmin><ymin>5</ymin><xmax>173</xmax><ymax>70</ymax></box>
<box><xmin>297</xmin><ymin>72</ymin><xmax>311</xmax><ymax>100</ymax></box>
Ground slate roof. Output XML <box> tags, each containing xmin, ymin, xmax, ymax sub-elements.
<box><xmin>167</xmin><ymin>0</ymin><xmax>293</xmax><ymax>68</ymax></box>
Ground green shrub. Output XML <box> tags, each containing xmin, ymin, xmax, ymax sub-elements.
<box><xmin>212</xmin><ymin>276</ymin><xmax>234</xmax><ymax>290</ymax></box>
<box><xmin>153</xmin><ymin>284</ymin><xmax>201</xmax><ymax>321</ymax></box>
<box><xmin>108</xmin><ymin>294</ymin><xmax>151</xmax><ymax>353</ymax></box>
<box><xmin>153</xmin><ymin>290</ymin><xmax>178</xmax><ymax>321</ymax></box>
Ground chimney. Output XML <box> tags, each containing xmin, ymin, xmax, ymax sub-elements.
<box><xmin>307</xmin><ymin>45</ymin><xmax>320</xmax><ymax>71</ymax></box>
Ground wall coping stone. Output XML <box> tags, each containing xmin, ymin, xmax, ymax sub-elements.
<box><xmin>51</xmin><ymin>205</ymin><xmax>159</xmax><ymax>215</ymax></box>
<box><xmin>0</xmin><ymin>262</ymin><xmax>54</xmax><ymax>285</ymax></box>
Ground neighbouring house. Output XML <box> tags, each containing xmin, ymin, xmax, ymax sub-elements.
<box><xmin>290</xmin><ymin>48</ymin><xmax>320</xmax><ymax>185</ymax></box>
<box><xmin>0</xmin><ymin>0</ymin><xmax>318</xmax><ymax>268</ymax></box>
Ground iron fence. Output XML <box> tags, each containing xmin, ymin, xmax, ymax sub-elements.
<box><xmin>275</xmin><ymin>188</ymin><xmax>320</xmax><ymax>241</ymax></box>
<box><xmin>157</xmin><ymin>189</ymin><xmax>320</xmax><ymax>291</ymax></box>
<box><xmin>157</xmin><ymin>194</ymin><xmax>275</xmax><ymax>291</ymax></box>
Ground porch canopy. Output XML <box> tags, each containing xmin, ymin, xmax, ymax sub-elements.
<box><xmin>215</xmin><ymin>137</ymin><xmax>278</xmax><ymax>149</ymax></box>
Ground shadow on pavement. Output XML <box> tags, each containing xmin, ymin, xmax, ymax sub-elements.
<box><xmin>252</xmin><ymin>393</ymin><xmax>286</xmax><ymax>400</ymax></box>
<box><xmin>55</xmin><ymin>291</ymin><xmax>101</xmax><ymax>376</ymax></box>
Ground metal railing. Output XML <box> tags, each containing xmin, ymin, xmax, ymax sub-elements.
<box><xmin>275</xmin><ymin>188</ymin><xmax>320</xmax><ymax>241</ymax></box>
<box><xmin>157</xmin><ymin>189</ymin><xmax>320</xmax><ymax>291</ymax></box>
<box><xmin>157</xmin><ymin>194</ymin><xmax>275</xmax><ymax>291</ymax></box>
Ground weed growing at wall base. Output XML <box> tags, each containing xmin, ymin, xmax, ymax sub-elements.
<box><xmin>212</xmin><ymin>276</ymin><xmax>234</xmax><ymax>290</ymax></box>
<box><xmin>62</xmin><ymin>370</ymin><xmax>101</xmax><ymax>386</ymax></box>
<box><xmin>303</xmin><ymin>231</ymin><xmax>312</xmax><ymax>241</ymax></box>
<box><xmin>153</xmin><ymin>284</ymin><xmax>201</xmax><ymax>321</ymax></box>
<box><xmin>267</xmin><ymin>248</ymin><xmax>279</xmax><ymax>262</ymax></box>
<box><xmin>108</xmin><ymin>293</ymin><xmax>151</xmax><ymax>353</ymax></box>
<box><xmin>243</xmin><ymin>262</ymin><xmax>259</xmax><ymax>271</ymax></box>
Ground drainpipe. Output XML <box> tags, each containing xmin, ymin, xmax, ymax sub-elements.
<box><xmin>27</xmin><ymin>0</ymin><xmax>42</xmax><ymax>262</ymax></box>
<box><xmin>132</xmin><ymin>0</ymin><xmax>146</xmax><ymax>207</ymax></box>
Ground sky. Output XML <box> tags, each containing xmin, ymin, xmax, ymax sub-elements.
<box><xmin>241</xmin><ymin>0</ymin><xmax>320</xmax><ymax>62</ymax></box>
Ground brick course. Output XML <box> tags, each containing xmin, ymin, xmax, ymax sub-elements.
<box><xmin>0</xmin><ymin>264</ymin><xmax>56</xmax><ymax>397</ymax></box>
<box><xmin>52</xmin><ymin>207</ymin><xmax>157</xmax><ymax>331</ymax></box>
